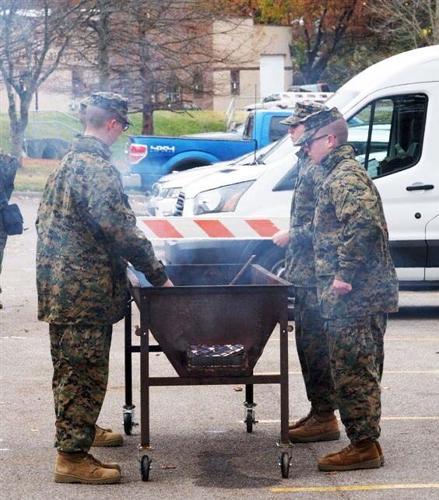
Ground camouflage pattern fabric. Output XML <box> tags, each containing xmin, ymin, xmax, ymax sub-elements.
<box><xmin>88</xmin><ymin>91</ymin><xmax>131</xmax><ymax>126</ymax></box>
<box><xmin>0</xmin><ymin>154</ymin><xmax>19</xmax><ymax>296</ymax></box>
<box><xmin>313</xmin><ymin>144</ymin><xmax>399</xmax><ymax>319</ymax></box>
<box><xmin>36</xmin><ymin>135</ymin><xmax>168</xmax><ymax>325</ymax></box>
<box><xmin>294</xmin><ymin>286</ymin><xmax>336</xmax><ymax>413</ymax></box>
<box><xmin>284</xmin><ymin>150</ymin><xmax>325</xmax><ymax>286</ymax></box>
<box><xmin>295</xmin><ymin>107</ymin><xmax>344</xmax><ymax>146</ymax></box>
<box><xmin>326</xmin><ymin>313</ymin><xmax>387</xmax><ymax>443</ymax></box>
<box><xmin>50</xmin><ymin>323</ymin><xmax>112</xmax><ymax>452</ymax></box>
<box><xmin>280</xmin><ymin>101</ymin><xmax>328</xmax><ymax>126</ymax></box>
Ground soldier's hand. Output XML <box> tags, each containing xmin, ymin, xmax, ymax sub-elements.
<box><xmin>162</xmin><ymin>278</ymin><xmax>174</xmax><ymax>287</ymax></box>
<box><xmin>332</xmin><ymin>278</ymin><xmax>352</xmax><ymax>295</ymax></box>
<box><xmin>272</xmin><ymin>229</ymin><xmax>290</xmax><ymax>248</ymax></box>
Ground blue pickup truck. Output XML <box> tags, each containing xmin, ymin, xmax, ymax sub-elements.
<box><xmin>127</xmin><ymin>108</ymin><xmax>292</xmax><ymax>189</ymax></box>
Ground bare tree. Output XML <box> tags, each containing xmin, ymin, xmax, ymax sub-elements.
<box><xmin>291</xmin><ymin>0</ymin><xmax>368</xmax><ymax>83</ymax></box>
<box><xmin>0</xmin><ymin>0</ymin><xmax>93</xmax><ymax>159</ymax></box>
<box><xmin>368</xmin><ymin>0</ymin><xmax>439</xmax><ymax>48</ymax></box>
<box><xmin>70</xmin><ymin>0</ymin><xmax>248</xmax><ymax>134</ymax></box>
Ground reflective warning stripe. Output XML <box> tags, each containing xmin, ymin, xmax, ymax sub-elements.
<box><xmin>138</xmin><ymin>217</ymin><xmax>290</xmax><ymax>239</ymax></box>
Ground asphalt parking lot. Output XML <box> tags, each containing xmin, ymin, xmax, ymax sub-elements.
<box><xmin>1</xmin><ymin>193</ymin><xmax>438</xmax><ymax>499</ymax></box>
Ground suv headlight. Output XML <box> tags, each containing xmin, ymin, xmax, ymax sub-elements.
<box><xmin>193</xmin><ymin>181</ymin><xmax>254</xmax><ymax>215</ymax></box>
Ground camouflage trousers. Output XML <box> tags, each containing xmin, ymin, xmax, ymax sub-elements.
<box><xmin>0</xmin><ymin>230</ymin><xmax>6</xmax><ymax>296</ymax></box>
<box><xmin>294</xmin><ymin>287</ymin><xmax>336</xmax><ymax>413</ymax></box>
<box><xmin>49</xmin><ymin>323</ymin><xmax>112</xmax><ymax>452</ymax></box>
<box><xmin>326</xmin><ymin>313</ymin><xmax>387</xmax><ymax>443</ymax></box>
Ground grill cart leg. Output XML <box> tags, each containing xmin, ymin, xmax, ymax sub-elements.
<box><xmin>140</xmin><ymin>310</ymin><xmax>150</xmax><ymax>449</ymax></box>
<box><xmin>124</xmin><ymin>299</ymin><xmax>136</xmax><ymax>435</ymax></box>
<box><xmin>278</xmin><ymin>302</ymin><xmax>292</xmax><ymax>477</ymax></box>
<box><xmin>139</xmin><ymin>307</ymin><xmax>153</xmax><ymax>480</ymax></box>
<box><xmin>244</xmin><ymin>384</ymin><xmax>257</xmax><ymax>433</ymax></box>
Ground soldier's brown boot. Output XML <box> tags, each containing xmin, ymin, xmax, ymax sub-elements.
<box><xmin>289</xmin><ymin>409</ymin><xmax>314</xmax><ymax>430</ymax></box>
<box><xmin>92</xmin><ymin>425</ymin><xmax>124</xmax><ymax>447</ymax></box>
<box><xmin>54</xmin><ymin>452</ymin><xmax>121</xmax><ymax>484</ymax></box>
<box><xmin>375</xmin><ymin>440</ymin><xmax>385</xmax><ymax>466</ymax></box>
<box><xmin>289</xmin><ymin>412</ymin><xmax>340</xmax><ymax>442</ymax></box>
<box><xmin>318</xmin><ymin>439</ymin><xmax>381</xmax><ymax>471</ymax></box>
<box><xmin>90</xmin><ymin>454</ymin><xmax>122</xmax><ymax>473</ymax></box>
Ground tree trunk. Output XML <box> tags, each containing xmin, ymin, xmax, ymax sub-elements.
<box><xmin>8</xmin><ymin>92</ymin><xmax>31</xmax><ymax>162</ymax></box>
<box><xmin>97</xmin><ymin>10</ymin><xmax>111</xmax><ymax>90</ymax></box>
<box><xmin>142</xmin><ymin>102</ymin><xmax>153</xmax><ymax>134</ymax></box>
<box><xmin>9</xmin><ymin>123</ymin><xmax>24</xmax><ymax>162</ymax></box>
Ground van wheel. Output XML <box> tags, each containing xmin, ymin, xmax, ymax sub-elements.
<box><xmin>255</xmin><ymin>246</ymin><xmax>286</xmax><ymax>277</ymax></box>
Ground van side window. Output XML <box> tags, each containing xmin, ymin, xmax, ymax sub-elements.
<box><xmin>347</xmin><ymin>94</ymin><xmax>428</xmax><ymax>178</ymax></box>
<box><xmin>269</xmin><ymin>116</ymin><xmax>289</xmax><ymax>142</ymax></box>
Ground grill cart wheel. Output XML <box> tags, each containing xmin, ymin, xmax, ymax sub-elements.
<box><xmin>245</xmin><ymin>409</ymin><xmax>254</xmax><ymax>433</ymax></box>
<box><xmin>140</xmin><ymin>455</ymin><xmax>152</xmax><ymax>481</ymax></box>
<box><xmin>280</xmin><ymin>452</ymin><xmax>291</xmax><ymax>478</ymax></box>
<box><xmin>124</xmin><ymin>412</ymin><xmax>133</xmax><ymax>435</ymax></box>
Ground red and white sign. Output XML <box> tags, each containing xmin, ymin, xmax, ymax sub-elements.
<box><xmin>137</xmin><ymin>217</ymin><xmax>289</xmax><ymax>240</ymax></box>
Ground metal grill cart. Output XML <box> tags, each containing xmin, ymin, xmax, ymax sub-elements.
<box><xmin>123</xmin><ymin>263</ymin><xmax>292</xmax><ymax>480</ymax></box>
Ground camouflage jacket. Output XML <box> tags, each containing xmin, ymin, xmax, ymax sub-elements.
<box><xmin>313</xmin><ymin>145</ymin><xmax>398</xmax><ymax>319</ymax></box>
<box><xmin>36</xmin><ymin>136</ymin><xmax>168</xmax><ymax>325</ymax></box>
<box><xmin>284</xmin><ymin>150</ymin><xmax>325</xmax><ymax>287</ymax></box>
<box><xmin>0</xmin><ymin>154</ymin><xmax>19</xmax><ymax>235</ymax></box>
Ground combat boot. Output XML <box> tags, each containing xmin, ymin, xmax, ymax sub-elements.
<box><xmin>289</xmin><ymin>412</ymin><xmax>340</xmax><ymax>442</ymax></box>
<box><xmin>92</xmin><ymin>425</ymin><xmax>124</xmax><ymax>447</ymax></box>
<box><xmin>289</xmin><ymin>409</ymin><xmax>314</xmax><ymax>430</ymax></box>
<box><xmin>375</xmin><ymin>440</ymin><xmax>384</xmax><ymax>466</ymax></box>
<box><xmin>318</xmin><ymin>439</ymin><xmax>381</xmax><ymax>471</ymax></box>
<box><xmin>90</xmin><ymin>454</ymin><xmax>122</xmax><ymax>473</ymax></box>
<box><xmin>54</xmin><ymin>452</ymin><xmax>121</xmax><ymax>484</ymax></box>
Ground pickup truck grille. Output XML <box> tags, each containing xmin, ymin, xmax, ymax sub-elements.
<box><xmin>173</xmin><ymin>191</ymin><xmax>185</xmax><ymax>216</ymax></box>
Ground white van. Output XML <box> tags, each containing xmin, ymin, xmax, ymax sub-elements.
<box><xmin>164</xmin><ymin>46</ymin><xmax>439</xmax><ymax>287</ymax></box>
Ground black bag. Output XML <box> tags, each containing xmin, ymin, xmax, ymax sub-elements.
<box><xmin>1</xmin><ymin>203</ymin><xmax>24</xmax><ymax>235</ymax></box>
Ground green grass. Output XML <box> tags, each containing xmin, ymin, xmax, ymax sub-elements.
<box><xmin>14</xmin><ymin>159</ymin><xmax>59</xmax><ymax>192</ymax></box>
<box><xmin>2</xmin><ymin>110</ymin><xmax>230</xmax><ymax>191</ymax></box>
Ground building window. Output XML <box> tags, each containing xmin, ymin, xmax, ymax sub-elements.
<box><xmin>71</xmin><ymin>67</ymin><xmax>85</xmax><ymax>97</ymax></box>
<box><xmin>193</xmin><ymin>69</ymin><xmax>204</xmax><ymax>97</ymax></box>
<box><xmin>231</xmin><ymin>69</ymin><xmax>240</xmax><ymax>95</ymax></box>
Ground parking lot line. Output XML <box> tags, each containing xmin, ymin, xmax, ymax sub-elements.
<box><xmin>270</xmin><ymin>483</ymin><xmax>439</xmax><ymax>494</ymax></box>
<box><xmin>252</xmin><ymin>416</ymin><xmax>439</xmax><ymax>424</ymax></box>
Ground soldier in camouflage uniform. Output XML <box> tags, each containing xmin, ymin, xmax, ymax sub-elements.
<box><xmin>273</xmin><ymin>102</ymin><xmax>340</xmax><ymax>443</ymax></box>
<box><xmin>296</xmin><ymin>109</ymin><xmax>398</xmax><ymax>471</ymax></box>
<box><xmin>36</xmin><ymin>92</ymin><xmax>173</xmax><ymax>484</ymax></box>
<box><xmin>0</xmin><ymin>154</ymin><xmax>20</xmax><ymax>309</ymax></box>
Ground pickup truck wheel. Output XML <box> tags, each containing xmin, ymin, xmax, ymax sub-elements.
<box><xmin>174</xmin><ymin>160</ymin><xmax>211</xmax><ymax>172</ymax></box>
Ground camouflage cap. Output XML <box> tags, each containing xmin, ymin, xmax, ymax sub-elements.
<box><xmin>280</xmin><ymin>101</ymin><xmax>328</xmax><ymax>126</ymax></box>
<box><xmin>79</xmin><ymin>96</ymin><xmax>92</xmax><ymax>112</ymax></box>
<box><xmin>295</xmin><ymin>107</ymin><xmax>344</xmax><ymax>146</ymax></box>
<box><xmin>88</xmin><ymin>91</ymin><xmax>131</xmax><ymax>126</ymax></box>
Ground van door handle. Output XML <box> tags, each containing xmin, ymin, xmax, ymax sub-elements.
<box><xmin>406</xmin><ymin>183</ymin><xmax>434</xmax><ymax>191</ymax></box>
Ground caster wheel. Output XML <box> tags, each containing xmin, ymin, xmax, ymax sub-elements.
<box><xmin>280</xmin><ymin>452</ymin><xmax>290</xmax><ymax>479</ymax></box>
<box><xmin>140</xmin><ymin>455</ymin><xmax>152</xmax><ymax>481</ymax></box>
<box><xmin>124</xmin><ymin>412</ymin><xmax>133</xmax><ymax>435</ymax></box>
<box><xmin>245</xmin><ymin>409</ymin><xmax>254</xmax><ymax>433</ymax></box>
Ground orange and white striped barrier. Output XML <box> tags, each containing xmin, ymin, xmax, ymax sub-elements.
<box><xmin>137</xmin><ymin>217</ymin><xmax>289</xmax><ymax>240</ymax></box>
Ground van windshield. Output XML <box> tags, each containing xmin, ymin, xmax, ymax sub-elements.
<box><xmin>230</xmin><ymin>135</ymin><xmax>287</xmax><ymax>165</ymax></box>
<box><xmin>325</xmin><ymin>89</ymin><xmax>359</xmax><ymax>112</ymax></box>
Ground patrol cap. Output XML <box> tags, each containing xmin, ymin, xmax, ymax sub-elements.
<box><xmin>79</xmin><ymin>96</ymin><xmax>92</xmax><ymax>112</ymax></box>
<box><xmin>280</xmin><ymin>101</ymin><xmax>328</xmax><ymax>126</ymax></box>
<box><xmin>88</xmin><ymin>91</ymin><xmax>131</xmax><ymax>126</ymax></box>
<box><xmin>295</xmin><ymin>107</ymin><xmax>344</xmax><ymax>146</ymax></box>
